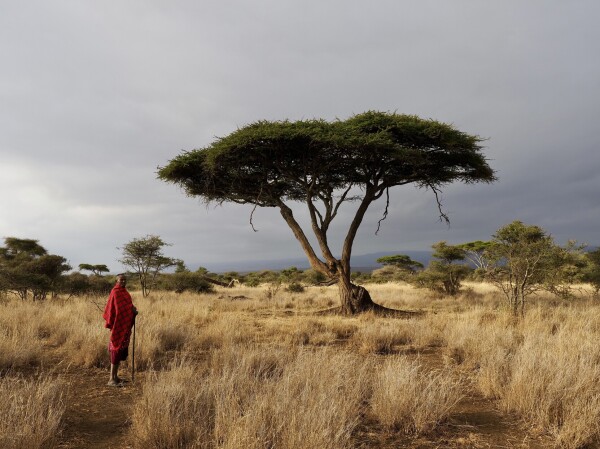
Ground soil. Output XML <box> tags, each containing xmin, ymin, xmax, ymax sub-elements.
<box><xmin>354</xmin><ymin>393</ymin><xmax>551</xmax><ymax>449</ymax></box>
<box><xmin>42</xmin><ymin>351</ymin><xmax>554</xmax><ymax>449</ymax></box>
<box><xmin>55</xmin><ymin>365</ymin><xmax>141</xmax><ymax>449</ymax></box>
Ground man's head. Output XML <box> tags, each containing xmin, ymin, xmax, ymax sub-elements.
<box><xmin>116</xmin><ymin>273</ymin><xmax>127</xmax><ymax>287</ymax></box>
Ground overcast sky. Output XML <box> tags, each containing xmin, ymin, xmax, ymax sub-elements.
<box><xmin>1</xmin><ymin>1</ymin><xmax>599</xmax><ymax>272</ymax></box>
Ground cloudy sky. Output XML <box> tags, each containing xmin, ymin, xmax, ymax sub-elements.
<box><xmin>1</xmin><ymin>1</ymin><xmax>599</xmax><ymax>272</ymax></box>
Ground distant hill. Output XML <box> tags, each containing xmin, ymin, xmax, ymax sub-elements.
<box><xmin>198</xmin><ymin>250</ymin><xmax>433</xmax><ymax>273</ymax></box>
<box><xmin>194</xmin><ymin>245</ymin><xmax>599</xmax><ymax>274</ymax></box>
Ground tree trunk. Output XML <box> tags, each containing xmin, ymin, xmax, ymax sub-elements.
<box><xmin>338</xmin><ymin>277</ymin><xmax>376</xmax><ymax>315</ymax></box>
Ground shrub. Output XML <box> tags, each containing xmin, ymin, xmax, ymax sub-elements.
<box><xmin>160</xmin><ymin>272</ymin><xmax>214</xmax><ymax>294</ymax></box>
<box><xmin>285</xmin><ymin>282</ymin><xmax>305</xmax><ymax>293</ymax></box>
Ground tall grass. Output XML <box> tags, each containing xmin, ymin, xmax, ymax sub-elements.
<box><xmin>370</xmin><ymin>356</ymin><xmax>464</xmax><ymax>435</ymax></box>
<box><xmin>0</xmin><ymin>375</ymin><xmax>66</xmax><ymax>449</ymax></box>
<box><xmin>0</xmin><ymin>300</ymin><xmax>46</xmax><ymax>369</ymax></box>
<box><xmin>501</xmin><ymin>314</ymin><xmax>600</xmax><ymax>449</ymax></box>
<box><xmin>132</xmin><ymin>346</ymin><xmax>370</xmax><ymax>449</ymax></box>
<box><xmin>350</xmin><ymin>320</ymin><xmax>413</xmax><ymax>354</ymax></box>
<box><xmin>4</xmin><ymin>283</ymin><xmax>600</xmax><ymax>448</ymax></box>
<box><xmin>439</xmin><ymin>304</ymin><xmax>600</xmax><ymax>448</ymax></box>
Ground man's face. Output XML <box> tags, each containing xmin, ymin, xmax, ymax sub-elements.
<box><xmin>117</xmin><ymin>276</ymin><xmax>127</xmax><ymax>287</ymax></box>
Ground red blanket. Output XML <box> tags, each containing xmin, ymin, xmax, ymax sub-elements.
<box><xmin>103</xmin><ymin>284</ymin><xmax>135</xmax><ymax>352</ymax></box>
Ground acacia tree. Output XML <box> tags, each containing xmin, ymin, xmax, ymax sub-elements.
<box><xmin>78</xmin><ymin>263</ymin><xmax>110</xmax><ymax>276</ymax></box>
<box><xmin>0</xmin><ymin>238</ymin><xmax>47</xmax><ymax>299</ymax></box>
<box><xmin>376</xmin><ymin>255</ymin><xmax>424</xmax><ymax>273</ymax></box>
<box><xmin>0</xmin><ymin>237</ymin><xmax>71</xmax><ymax>300</ymax></box>
<box><xmin>119</xmin><ymin>235</ymin><xmax>177</xmax><ymax>297</ymax></box>
<box><xmin>541</xmin><ymin>240</ymin><xmax>587</xmax><ymax>299</ymax></box>
<box><xmin>456</xmin><ymin>240</ymin><xmax>492</xmax><ymax>272</ymax></box>
<box><xmin>158</xmin><ymin>111</ymin><xmax>495</xmax><ymax>314</ymax></box>
<box><xmin>584</xmin><ymin>248</ymin><xmax>600</xmax><ymax>295</ymax></box>
<box><xmin>485</xmin><ymin>221</ymin><xmax>557</xmax><ymax>316</ymax></box>
<box><xmin>414</xmin><ymin>241</ymin><xmax>470</xmax><ymax>295</ymax></box>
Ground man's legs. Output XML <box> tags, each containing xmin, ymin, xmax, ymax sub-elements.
<box><xmin>108</xmin><ymin>348</ymin><xmax>124</xmax><ymax>385</ymax></box>
<box><xmin>109</xmin><ymin>361</ymin><xmax>120</xmax><ymax>383</ymax></box>
<box><xmin>108</xmin><ymin>345</ymin><xmax>128</xmax><ymax>385</ymax></box>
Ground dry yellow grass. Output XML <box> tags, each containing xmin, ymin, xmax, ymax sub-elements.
<box><xmin>132</xmin><ymin>346</ymin><xmax>371</xmax><ymax>449</ymax></box>
<box><xmin>350</xmin><ymin>320</ymin><xmax>414</xmax><ymax>354</ymax></box>
<box><xmin>2</xmin><ymin>282</ymin><xmax>600</xmax><ymax>448</ymax></box>
<box><xmin>0</xmin><ymin>299</ymin><xmax>47</xmax><ymax>369</ymax></box>
<box><xmin>370</xmin><ymin>356</ymin><xmax>464</xmax><ymax>435</ymax></box>
<box><xmin>436</xmin><ymin>302</ymin><xmax>600</xmax><ymax>448</ymax></box>
<box><xmin>0</xmin><ymin>375</ymin><xmax>66</xmax><ymax>449</ymax></box>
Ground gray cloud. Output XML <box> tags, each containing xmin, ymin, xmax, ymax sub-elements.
<box><xmin>1</xmin><ymin>0</ymin><xmax>599</xmax><ymax>271</ymax></box>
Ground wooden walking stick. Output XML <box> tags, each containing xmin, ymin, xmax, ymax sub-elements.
<box><xmin>131</xmin><ymin>316</ymin><xmax>136</xmax><ymax>383</ymax></box>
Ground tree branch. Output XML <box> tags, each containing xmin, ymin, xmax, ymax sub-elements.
<box><xmin>249</xmin><ymin>203</ymin><xmax>259</xmax><ymax>232</ymax></box>
<box><xmin>428</xmin><ymin>183</ymin><xmax>450</xmax><ymax>225</ymax></box>
<box><xmin>375</xmin><ymin>187</ymin><xmax>390</xmax><ymax>236</ymax></box>
<box><xmin>331</xmin><ymin>185</ymin><xmax>353</xmax><ymax>221</ymax></box>
<box><xmin>341</xmin><ymin>186</ymin><xmax>376</xmax><ymax>273</ymax></box>
<box><xmin>277</xmin><ymin>200</ymin><xmax>331</xmax><ymax>275</ymax></box>
<box><xmin>305</xmin><ymin>194</ymin><xmax>338</xmax><ymax>266</ymax></box>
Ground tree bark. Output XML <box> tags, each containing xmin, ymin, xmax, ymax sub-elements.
<box><xmin>338</xmin><ymin>276</ymin><xmax>377</xmax><ymax>315</ymax></box>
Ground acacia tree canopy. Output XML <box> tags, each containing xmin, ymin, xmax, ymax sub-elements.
<box><xmin>376</xmin><ymin>255</ymin><xmax>424</xmax><ymax>272</ymax></box>
<box><xmin>158</xmin><ymin>111</ymin><xmax>495</xmax><ymax>313</ymax></box>
<box><xmin>119</xmin><ymin>235</ymin><xmax>177</xmax><ymax>297</ymax></box>
<box><xmin>456</xmin><ymin>240</ymin><xmax>492</xmax><ymax>271</ymax></box>
<box><xmin>0</xmin><ymin>237</ymin><xmax>70</xmax><ymax>300</ymax></box>
<box><xmin>78</xmin><ymin>263</ymin><xmax>110</xmax><ymax>276</ymax></box>
<box><xmin>1</xmin><ymin>237</ymin><xmax>47</xmax><ymax>258</ymax></box>
<box><xmin>485</xmin><ymin>221</ymin><xmax>556</xmax><ymax>316</ymax></box>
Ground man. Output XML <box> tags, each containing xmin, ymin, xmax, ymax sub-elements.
<box><xmin>103</xmin><ymin>273</ymin><xmax>137</xmax><ymax>386</ymax></box>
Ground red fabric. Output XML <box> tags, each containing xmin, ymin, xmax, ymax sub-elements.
<box><xmin>103</xmin><ymin>284</ymin><xmax>135</xmax><ymax>353</ymax></box>
<box><xmin>109</xmin><ymin>346</ymin><xmax>129</xmax><ymax>364</ymax></box>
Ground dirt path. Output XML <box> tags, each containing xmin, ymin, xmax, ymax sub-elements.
<box><xmin>56</xmin><ymin>367</ymin><xmax>141</xmax><ymax>449</ymax></box>
<box><xmin>356</xmin><ymin>394</ymin><xmax>551</xmax><ymax>448</ymax></box>
<box><xmin>354</xmin><ymin>346</ymin><xmax>553</xmax><ymax>449</ymax></box>
<box><xmin>354</xmin><ymin>388</ymin><xmax>551</xmax><ymax>449</ymax></box>
<box><xmin>53</xmin><ymin>369</ymin><xmax>550</xmax><ymax>449</ymax></box>
<box><xmin>50</xmin><ymin>346</ymin><xmax>551</xmax><ymax>449</ymax></box>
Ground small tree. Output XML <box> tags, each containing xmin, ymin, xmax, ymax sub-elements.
<box><xmin>78</xmin><ymin>263</ymin><xmax>110</xmax><ymax>276</ymax></box>
<box><xmin>1</xmin><ymin>237</ymin><xmax>47</xmax><ymax>257</ymax></box>
<box><xmin>195</xmin><ymin>266</ymin><xmax>209</xmax><ymax>275</ymax></box>
<box><xmin>414</xmin><ymin>241</ymin><xmax>469</xmax><ymax>295</ymax></box>
<box><xmin>541</xmin><ymin>240</ymin><xmax>587</xmax><ymax>299</ymax></box>
<box><xmin>159</xmin><ymin>111</ymin><xmax>495</xmax><ymax>314</ymax></box>
<box><xmin>376</xmin><ymin>254</ymin><xmax>424</xmax><ymax>273</ymax></box>
<box><xmin>280</xmin><ymin>266</ymin><xmax>303</xmax><ymax>283</ymax></box>
<box><xmin>61</xmin><ymin>272</ymin><xmax>92</xmax><ymax>299</ymax></box>
<box><xmin>371</xmin><ymin>265</ymin><xmax>413</xmax><ymax>283</ymax></box>
<box><xmin>0</xmin><ymin>238</ymin><xmax>70</xmax><ymax>300</ymax></box>
<box><xmin>174</xmin><ymin>260</ymin><xmax>188</xmax><ymax>273</ymax></box>
<box><xmin>119</xmin><ymin>235</ymin><xmax>177</xmax><ymax>297</ymax></box>
<box><xmin>456</xmin><ymin>241</ymin><xmax>492</xmax><ymax>272</ymax></box>
<box><xmin>160</xmin><ymin>271</ymin><xmax>214</xmax><ymax>294</ymax></box>
<box><xmin>0</xmin><ymin>238</ymin><xmax>48</xmax><ymax>300</ymax></box>
<box><xmin>28</xmin><ymin>254</ymin><xmax>72</xmax><ymax>299</ymax></box>
<box><xmin>485</xmin><ymin>221</ymin><xmax>556</xmax><ymax>316</ymax></box>
<box><xmin>584</xmin><ymin>248</ymin><xmax>600</xmax><ymax>295</ymax></box>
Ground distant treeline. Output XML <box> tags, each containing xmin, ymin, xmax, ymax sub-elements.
<box><xmin>3</xmin><ymin>226</ymin><xmax>600</xmax><ymax>316</ymax></box>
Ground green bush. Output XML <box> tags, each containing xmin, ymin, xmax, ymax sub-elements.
<box><xmin>286</xmin><ymin>282</ymin><xmax>305</xmax><ymax>293</ymax></box>
<box><xmin>160</xmin><ymin>272</ymin><xmax>214</xmax><ymax>294</ymax></box>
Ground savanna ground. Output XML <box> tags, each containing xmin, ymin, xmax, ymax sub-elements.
<box><xmin>2</xmin><ymin>282</ymin><xmax>600</xmax><ymax>449</ymax></box>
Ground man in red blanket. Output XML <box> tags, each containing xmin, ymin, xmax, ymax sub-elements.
<box><xmin>103</xmin><ymin>273</ymin><xmax>137</xmax><ymax>386</ymax></box>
